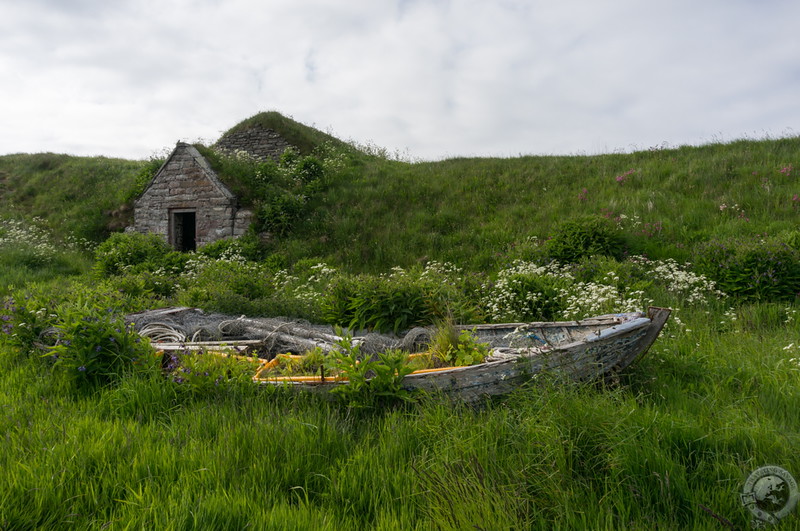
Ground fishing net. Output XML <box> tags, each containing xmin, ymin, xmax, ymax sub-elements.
<box><xmin>125</xmin><ymin>307</ymin><xmax>411</xmax><ymax>358</ymax></box>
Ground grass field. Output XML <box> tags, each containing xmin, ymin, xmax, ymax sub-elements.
<box><xmin>1</xmin><ymin>123</ymin><xmax>800</xmax><ymax>528</ymax></box>
<box><xmin>2</xmin><ymin>302</ymin><xmax>799</xmax><ymax>529</ymax></box>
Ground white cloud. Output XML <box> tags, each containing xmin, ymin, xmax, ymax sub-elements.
<box><xmin>1</xmin><ymin>0</ymin><xmax>799</xmax><ymax>159</ymax></box>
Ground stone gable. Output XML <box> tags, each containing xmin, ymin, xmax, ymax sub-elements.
<box><xmin>213</xmin><ymin>125</ymin><xmax>295</xmax><ymax>162</ymax></box>
<box><xmin>133</xmin><ymin>142</ymin><xmax>252</xmax><ymax>250</ymax></box>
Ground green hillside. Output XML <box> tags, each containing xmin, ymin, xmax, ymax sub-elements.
<box><xmin>2</xmin><ymin>113</ymin><xmax>799</xmax><ymax>273</ymax></box>
<box><xmin>0</xmin><ymin>153</ymin><xmax>144</xmax><ymax>241</ymax></box>
<box><xmin>275</xmin><ymin>135</ymin><xmax>800</xmax><ymax>271</ymax></box>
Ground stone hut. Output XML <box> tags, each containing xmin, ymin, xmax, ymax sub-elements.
<box><xmin>133</xmin><ymin>142</ymin><xmax>253</xmax><ymax>251</ymax></box>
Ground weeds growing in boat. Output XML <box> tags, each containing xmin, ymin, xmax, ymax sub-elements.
<box><xmin>325</xmin><ymin>333</ymin><xmax>416</xmax><ymax>407</ymax></box>
<box><xmin>428</xmin><ymin>321</ymin><xmax>490</xmax><ymax>367</ymax></box>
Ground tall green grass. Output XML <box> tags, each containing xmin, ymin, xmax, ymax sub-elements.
<box><xmin>0</xmin><ymin>154</ymin><xmax>144</xmax><ymax>242</ymax></box>
<box><xmin>3</xmin><ymin>124</ymin><xmax>798</xmax><ymax>272</ymax></box>
<box><xmin>0</xmin><ymin>217</ymin><xmax>93</xmax><ymax>297</ymax></box>
<box><xmin>2</xmin><ymin>307</ymin><xmax>798</xmax><ymax>529</ymax></box>
<box><xmin>276</xmin><ymin>136</ymin><xmax>800</xmax><ymax>271</ymax></box>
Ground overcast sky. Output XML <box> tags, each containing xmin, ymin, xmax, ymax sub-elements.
<box><xmin>2</xmin><ymin>0</ymin><xmax>799</xmax><ymax>161</ymax></box>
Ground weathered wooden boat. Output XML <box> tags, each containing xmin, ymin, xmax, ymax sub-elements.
<box><xmin>252</xmin><ymin>307</ymin><xmax>671</xmax><ymax>402</ymax></box>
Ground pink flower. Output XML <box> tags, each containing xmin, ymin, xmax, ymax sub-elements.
<box><xmin>614</xmin><ymin>168</ymin><xmax>636</xmax><ymax>185</ymax></box>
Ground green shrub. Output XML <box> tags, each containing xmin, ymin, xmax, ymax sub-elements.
<box><xmin>162</xmin><ymin>348</ymin><xmax>262</xmax><ymax>399</ymax></box>
<box><xmin>279</xmin><ymin>146</ymin><xmax>300</xmax><ymax>167</ymax></box>
<box><xmin>49</xmin><ymin>302</ymin><xmax>158</xmax><ymax>391</ymax></box>
<box><xmin>570</xmin><ymin>255</ymin><xmax>652</xmax><ymax>291</ymax></box>
<box><xmin>193</xmin><ymin>144</ymin><xmax>335</xmax><ymax>239</ymax></box>
<box><xmin>429</xmin><ymin>323</ymin><xmax>490</xmax><ymax>367</ymax></box>
<box><xmin>198</xmin><ymin>235</ymin><xmax>265</xmax><ymax>262</ymax></box>
<box><xmin>194</xmin><ymin>145</ymin><xmax>280</xmax><ymax>203</ymax></box>
<box><xmin>325</xmin><ymin>334</ymin><xmax>415</xmax><ymax>408</ymax></box>
<box><xmin>123</xmin><ymin>156</ymin><xmax>165</xmax><ymax>203</ymax></box>
<box><xmin>256</xmin><ymin>191</ymin><xmax>305</xmax><ymax>236</ymax></box>
<box><xmin>321</xmin><ymin>274</ymin><xmax>362</xmax><ymax>326</ymax></box>
<box><xmin>782</xmin><ymin>230</ymin><xmax>800</xmax><ymax>251</ymax></box>
<box><xmin>262</xmin><ymin>252</ymin><xmax>288</xmax><ymax>272</ymax></box>
<box><xmin>94</xmin><ymin>232</ymin><xmax>172</xmax><ymax>276</ymax></box>
<box><xmin>175</xmin><ymin>256</ymin><xmax>326</xmax><ymax>319</ymax></box>
<box><xmin>483</xmin><ymin>262</ymin><xmax>568</xmax><ymax>322</ymax></box>
<box><xmin>1</xmin><ymin>280</ymin><xmax>163</xmax><ymax>356</ymax></box>
<box><xmin>100</xmin><ymin>270</ymin><xmax>177</xmax><ymax>301</ymax></box>
<box><xmin>0</xmin><ymin>285</ymin><xmax>60</xmax><ymax>352</ymax></box>
<box><xmin>295</xmin><ymin>156</ymin><xmax>325</xmax><ymax>184</ymax></box>
<box><xmin>322</xmin><ymin>274</ymin><xmax>443</xmax><ymax>333</ymax></box>
<box><xmin>544</xmin><ymin>215</ymin><xmax>626</xmax><ymax>263</ymax></box>
<box><xmin>694</xmin><ymin>238</ymin><xmax>800</xmax><ymax>301</ymax></box>
<box><xmin>177</xmin><ymin>259</ymin><xmax>274</xmax><ymax>314</ymax></box>
<box><xmin>322</xmin><ymin>264</ymin><xmax>481</xmax><ymax>333</ymax></box>
<box><xmin>2</xmin><ymin>283</ymin><xmax>161</xmax><ymax>385</ymax></box>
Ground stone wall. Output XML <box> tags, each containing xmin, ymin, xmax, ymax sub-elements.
<box><xmin>133</xmin><ymin>142</ymin><xmax>253</xmax><ymax>248</ymax></box>
<box><xmin>213</xmin><ymin>126</ymin><xmax>295</xmax><ymax>162</ymax></box>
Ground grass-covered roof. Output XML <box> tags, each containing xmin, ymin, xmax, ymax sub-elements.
<box><xmin>217</xmin><ymin>111</ymin><xmax>351</xmax><ymax>156</ymax></box>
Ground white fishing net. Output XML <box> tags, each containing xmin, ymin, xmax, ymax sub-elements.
<box><xmin>125</xmin><ymin>307</ymin><xmax>415</xmax><ymax>358</ymax></box>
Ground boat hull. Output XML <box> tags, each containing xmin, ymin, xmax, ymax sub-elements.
<box><xmin>256</xmin><ymin>307</ymin><xmax>671</xmax><ymax>402</ymax></box>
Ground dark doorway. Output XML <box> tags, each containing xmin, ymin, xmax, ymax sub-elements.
<box><xmin>173</xmin><ymin>211</ymin><xmax>196</xmax><ymax>252</ymax></box>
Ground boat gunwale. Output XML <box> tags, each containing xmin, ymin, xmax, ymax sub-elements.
<box><xmin>253</xmin><ymin>311</ymin><xmax>659</xmax><ymax>385</ymax></box>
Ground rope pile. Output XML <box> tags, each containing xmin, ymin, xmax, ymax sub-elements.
<box><xmin>125</xmin><ymin>307</ymin><xmax>414</xmax><ymax>358</ymax></box>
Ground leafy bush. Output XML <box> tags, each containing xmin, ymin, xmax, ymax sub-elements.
<box><xmin>123</xmin><ymin>156</ymin><xmax>165</xmax><ymax>203</ymax></box>
<box><xmin>175</xmin><ymin>256</ymin><xmax>328</xmax><ymax>320</ymax></box>
<box><xmin>693</xmin><ymin>238</ymin><xmax>800</xmax><ymax>301</ymax></box>
<box><xmin>782</xmin><ymin>230</ymin><xmax>800</xmax><ymax>251</ymax></box>
<box><xmin>570</xmin><ymin>255</ymin><xmax>651</xmax><ymax>289</ymax></box>
<box><xmin>48</xmin><ymin>299</ymin><xmax>158</xmax><ymax>391</ymax></box>
<box><xmin>322</xmin><ymin>274</ymin><xmax>441</xmax><ymax>333</ymax></box>
<box><xmin>544</xmin><ymin>216</ymin><xmax>625</xmax><ymax>263</ymax></box>
<box><xmin>325</xmin><ymin>334</ymin><xmax>415</xmax><ymax>408</ymax></box>
<box><xmin>321</xmin><ymin>274</ymin><xmax>362</xmax><ymax>326</ymax></box>
<box><xmin>429</xmin><ymin>324</ymin><xmax>490</xmax><ymax>367</ymax></box>
<box><xmin>94</xmin><ymin>232</ymin><xmax>173</xmax><ymax>276</ymax></box>
<box><xmin>256</xmin><ymin>191</ymin><xmax>305</xmax><ymax>236</ymax></box>
<box><xmin>294</xmin><ymin>156</ymin><xmax>325</xmax><ymax>184</ymax></box>
<box><xmin>325</xmin><ymin>274</ymin><xmax>432</xmax><ymax>333</ymax></box>
<box><xmin>197</xmin><ymin>235</ymin><xmax>265</xmax><ymax>262</ymax></box>
<box><xmin>321</xmin><ymin>264</ymin><xmax>480</xmax><ymax>333</ymax></box>
<box><xmin>162</xmin><ymin>348</ymin><xmax>263</xmax><ymax>399</ymax></box>
<box><xmin>1</xmin><ymin>280</ymin><xmax>161</xmax><ymax>356</ymax></box>
<box><xmin>0</xmin><ymin>286</ymin><xmax>59</xmax><ymax>351</ymax></box>
<box><xmin>177</xmin><ymin>258</ymin><xmax>275</xmax><ymax>315</ymax></box>
<box><xmin>196</xmin><ymin>144</ymin><xmax>334</xmax><ymax>238</ymax></box>
<box><xmin>100</xmin><ymin>270</ymin><xmax>178</xmax><ymax>300</ymax></box>
<box><xmin>483</xmin><ymin>261</ymin><xmax>568</xmax><ymax>322</ymax></box>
